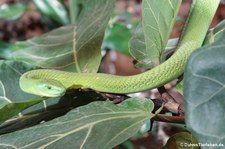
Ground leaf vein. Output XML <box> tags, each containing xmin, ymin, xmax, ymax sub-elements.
<box><xmin>37</xmin><ymin>114</ymin><xmax>146</xmax><ymax>148</ymax></box>
<box><xmin>104</xmin><ymin>118</ymin><xmax>149</xmax><ymax>148</ymax></box>
<box><xmin>80</xmin><ymin>126</ymin><xmax>93</xmax><ymax>149</ymax></box>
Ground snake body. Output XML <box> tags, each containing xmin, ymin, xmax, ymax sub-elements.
<box><xmin>20</xmin><ymin>0</ymin><xmax>220</xmax><ymax>97</ymax></box>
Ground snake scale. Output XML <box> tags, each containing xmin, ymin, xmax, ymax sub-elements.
<box><xmin>20</xmin><ymin>0</ymin><xmax>220</xmax><ymax>97</ymax></box>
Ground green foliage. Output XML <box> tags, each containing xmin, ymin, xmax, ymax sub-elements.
<box><xmin>0</xmin><ymin>41</ymin><xmax>13</xmax><ymax>60</ymax></box>
<box><xmin>131</xmin><ymin>0</ymin><xmax>181</xmax><ymax>67</ymax></box>
<box><xmin>102</xmin><ymin>12</ymin><xmax>137</xmax><ymax>56</ymax></box>
<box><xmin>0</xmin><ymin>0</ymin><xmax>224</xmax><ymax>148</ymax></box>
<box><xmin>176</xmin><ymin>20</ymin><xmax>225</xmax><ymax>94</ymax></box>
<box><xmin>129</xmin><ymin>24</ymin><xmax>151</xmax><ymax>68</ymax></box>
<box><xmin>130</xmin><ymin>28</ymin><xmax>179</xmax><ymax>69</ymax></box>
<box><xmin>175</xmin><ymin>81</ymin><xmax>183</xmax><ymax>95</ymax></box>
<box><xmin>0</xmin><ymin>3</ymin><xmax>28</xmax><ymax>21</ymax></box>
<box><xmin>0</xmin><ymin>61</ymin><xmax>37</xmax><ymax>107</ymax></box>
<box><xmin>103</xmin><ymin>23</ymin><xmax>133</xmax><ymax>56</ymax></box>
<box><xmin>0</xmin><ymin>98</ymin><xmax>46</xmax><ymax>124</ymax></box>
<box><xmin>204</xmin><ymin>20</ymin><xmax>225</xmax><ymax>45</ymax></box>
<box><xmin>12</xmin><ymin>0</ymin><xmax>114</xmax><ymax>72</ymax></box>
<box><xmin>0</xmin><ymin>61</ymin><xmax>47</xmax><ymax>123</ymax></box>
<box><xmin>0</xmin><ymin>98</ymin><xmax>154</xmax><ymax>149</ymax></box>
<box><xmin>32</xmin><ymin>0</ymin><xmax>69</xmax><ymax>27</ymax></box>
<box><xmin>129</xmin><ymin>0</ymin><xmax>181</xmax><ymax>69</ymax></box>
<box><xmin>184</xmin><ymin>31</ymin><xmax>225</xmax><ymax>146</ymax></box>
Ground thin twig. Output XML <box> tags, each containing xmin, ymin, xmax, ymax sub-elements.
<box><xmin>158</xmin><ymin>86</ymin><xmax>184</xmax><ymax>115</ymax></box>
<box><xmin>158</xmin><ymin>86</ymin><xmax>176</xmax><ymax>102</ymax></box>
<box><xmin>152</xmin><ymin>114</ymin><xmax>185</xmax><ymax>124</ymax></box>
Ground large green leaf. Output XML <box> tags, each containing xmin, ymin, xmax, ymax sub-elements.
<box><xmin>0</xmin><ymin>61</ymin><xmax>47</xmax><ymax>124</ymax></box>
<box><xmin>0</xmin><ymin>98</ymin><xmax>154</xmax><ymax>149</ymax></box>
<box><xmin>0</xmin><ymin>61</ymin><xmax>36</xmax><ymax>107</ymax></box>
<box><xmin>0</xmin><ymin>89</ymin><xmax>108</xmax><ymax>134</ymax></box>
<box><xmin>129</xmin><ymin>23</ymin><xmax>179</xmax><ymax>69</ymax></box>
<box><xmin>0</xmin><ymin>98</ymin><xmax>46</xmax><ymax>124</ymax></box>
<box><xmin>184</xmin><ymin>32</ymin><xmax>225</xmax><ymax>145</ymax></box>
<box><xmin>141</xmin><ymin>0</ymin><xmax>181</xmax><ymax>66</ymax></box>
<box><xmin>13</xmin><ymin>0</ymin><xmax>114</xmax><ymax>72</ymax></box>
<box><xmin>0</xmin><ymin>3</ymin><xmax>28</xmax><ymax>21</ymax></box>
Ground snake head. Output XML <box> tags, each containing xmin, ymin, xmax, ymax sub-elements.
<box><xmin>20</xmin><ymin>78</ymin><xmax>66</xmax><ymax>97</ymax></box>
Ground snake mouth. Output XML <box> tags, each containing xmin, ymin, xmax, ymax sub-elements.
<box><xmin>41</xmin><ymin>90</ymin><xmax>65</xmax><ymax>97</ymax></box>
<box><xmin>46</xmin><ymin>88</ymin><xmax>66</xmax><ymax>97</ymax></box>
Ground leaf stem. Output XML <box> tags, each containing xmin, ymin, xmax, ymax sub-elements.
<box><xmin>158</xmin><ymin>86</ymin><xmax>176</xmax><ymax>102</ymax></box>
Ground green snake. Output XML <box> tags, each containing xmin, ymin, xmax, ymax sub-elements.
<box><xmin>20</xmin><ymin>0</ymin><xmax>220</xmax><ymax>97</ymax></box>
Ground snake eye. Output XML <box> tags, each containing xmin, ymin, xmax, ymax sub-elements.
<box><xmin>47</xmin><ymin>86</ymin><xmax>52</xmax><ymax>90</ymax></box>
<box><xmin>42</xmin><ymin>84</ymin><xmax>52</xmax><ymax>90</ymax></box>
<box><xmin>44</xmin><ymin>85</ymin><xmax>57</xmax><ymax>91</ymax></box>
